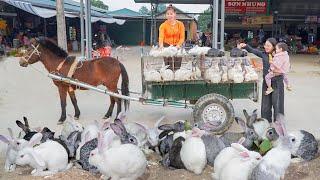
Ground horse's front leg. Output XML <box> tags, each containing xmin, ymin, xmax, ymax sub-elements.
<box><xmin>68</xmin><ymin>90</ymin><xmax>80</xmax><ymax>119</ymax></box>
<box><xmin>58</xmin><ymin>86</ymin><xmax>68</xmax><ymax>124</ymax></box>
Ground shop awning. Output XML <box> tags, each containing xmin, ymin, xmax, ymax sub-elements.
<box><xmin>3</xmin><ymin>0</ymin><xmax>126</xmax><ymax>24</ymax></box>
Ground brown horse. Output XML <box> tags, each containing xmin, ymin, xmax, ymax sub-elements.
<box><xmin>19</xmin><ymin>38</ymin><xmax>129</xmax><ymax>124</ymax></box>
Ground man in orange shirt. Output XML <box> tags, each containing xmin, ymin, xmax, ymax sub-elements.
<box><xmin>159</xmin><ymin>5</ymin><xmax>185</xmax><ymax>70</ymax></box>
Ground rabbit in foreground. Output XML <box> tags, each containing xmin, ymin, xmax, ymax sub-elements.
<box><xmin>0</xmin><ymin>128</ymin><xmax>28</xmax><ymax>172</ymax></box>
<box><xmin>219</xmin><ymin>146</ymin><xmax>262</xmax><ymax>180</ymax></box>
<box><xmin>89</xmin><ymin>131</ymin><xmax>146</xmax><ymax>179</ymax></box>
<box><xmin>250</xmin><ymin>114</ymin><xmax>295</xmax><ymax>180</ymax></box>
<box><xmin>15</xmin><ymin>133</ymin><xmax>71</xmax><ymax>176</ymax></box>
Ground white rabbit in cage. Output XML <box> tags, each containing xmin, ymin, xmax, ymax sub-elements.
<box><xmin>144</xmin><ymin>64</ymin><xmax>161</xmax><ymax>82</ymax></box>
<box><xmin>205</xmin><ymin>60</ymin><xmax>222</xmax><ymax>83</ymax></box>
<box><xmin>149</xmin><ymin>46</ymin><xmax>162</xmax><ymax>57</ymax></box>
<box><xmin>244</xmin><ymin>65</ymin><xmax>259</xmax><ymax>81</ymax></box>
<box><xmin>160</xmin><ymin>64</ymin><xmax>174</xmax><ymax>81</ymax></box>
<box><xmin>188</xmin><ymin>45</ymin><xmax>211</xmax><ymax>55</ymax></box>
<box><xmin>233</xmin><ymin>60</ymin><xmax>245</xmax><ymax>83</ymax></box>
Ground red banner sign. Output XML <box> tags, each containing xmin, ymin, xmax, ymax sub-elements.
<box><xmin>226</xmin><ymin>0</ymin><xmax>268</xmax><ymax>14</ymax></box>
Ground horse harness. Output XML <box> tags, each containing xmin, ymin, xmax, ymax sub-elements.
<box><xmin>56</xmin><ymin>56</ymin><xmax>81</xmax><ymax>92</ymax></box>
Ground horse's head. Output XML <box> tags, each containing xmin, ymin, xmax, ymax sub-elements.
<box><xmin>19</xmin><ymin>38</ymin><xmax>41</xmax><ymax>67</ymax></box>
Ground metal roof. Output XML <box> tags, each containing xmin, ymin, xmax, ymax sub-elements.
<box><xmin>134</xmin><ymin>0</ymin><xmax>213</xmax><ymax>4</ymax></box>
<box><xmin>18</xmin><ymin>0</ymin><xmax>111</xmax><ymax>17</ymax></box>
<box><xmin>108</xmin><ymin>8</ymin><xmax>147</xmax><ymax>18</ymax></box>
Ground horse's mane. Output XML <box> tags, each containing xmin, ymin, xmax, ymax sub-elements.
<box><xmin>38</xmin><ymin>38</ymin><xmax>68</xmax><ymax>58</ymax></box>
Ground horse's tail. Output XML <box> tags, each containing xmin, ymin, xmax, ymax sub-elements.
<box><xmin>119</xmin><ymin>62</ymin><xmax>130</xmax><ymax>111</ymax></box>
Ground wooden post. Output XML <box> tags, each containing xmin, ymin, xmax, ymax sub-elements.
<box><xmin>56</xmin><ymin>0</ymin><xmax>68</xmax><ymax>52</ymax></box>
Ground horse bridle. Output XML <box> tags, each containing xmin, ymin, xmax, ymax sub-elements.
<box><xmin>21</xmin><ymin>44</ymin><xmax>41</xmax><ymax>64</ymax></box>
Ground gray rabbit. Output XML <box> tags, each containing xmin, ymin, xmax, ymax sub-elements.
<box><xmin>220</xmin><ymin>117</ymin><xmax>259</xmax><ymax>150</ymax></box>
<box><xmin>289</xmin><ymin>130</ymin><xmax>318</xmax><ymax>161</ymax></box>
<box><xmin>201</xmin><ymin>133</ymin><xmax>226</xmax><ymax>167</ymax></box>
<box><xmin>59</xmin><ymin>131</ymin><xmax>82</xmax><ymax>159</ymax></box>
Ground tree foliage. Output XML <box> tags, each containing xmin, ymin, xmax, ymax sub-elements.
<box><xmin>198</xmin><ymin>8</ymin><xmax>211</xmax><ymax>32</ymax></box>
<box><xmin>91</xmin><ymin>0</ymin><xmax>108</xmax><ymax>10</ymax></box>
<box><xmin>139</xmin><ymin>6</ymin><xmax>150</xmax><ymax>15</ymax></box>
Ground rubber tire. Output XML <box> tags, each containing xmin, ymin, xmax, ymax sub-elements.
<box><xmin>193</xmin><ymin>93</ymin><xmax>234</xmax><ymax>135</ymax></box>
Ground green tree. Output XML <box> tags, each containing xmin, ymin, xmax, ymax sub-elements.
<box><xmin>91</xmin><ymin>0</ymin><xmax>108</xmax><ymax>10</ymax></box>
<box><xmin>139</xmin><ymin>6</ymin><xmax>150</xmax><ymax>15</ymax></box>
<box><xmin>157</xmin><ymin>3</ymin><xmax>166</xmax><ymax>13</ymax></box>
<box><xmin>198</xmin><ymin>8</ymin><xmax>211</xmax><ymax>32</ymax></box>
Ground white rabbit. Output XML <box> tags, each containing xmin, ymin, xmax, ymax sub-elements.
<box><xmin>232</xmin><ymin>60</ymin><xmax>244</xmax><ymax>83</ymax></box>
<box><xmin>144</xmin><ymin>64</ymin><xmax>161</xmax><ymax>82</ymax></box>
<box><xmin>149</xmin><ymin>45</ymin><xmax>162</xmax><ymax>57</ymax></box>
<box><xmin>180</xmin><ymin>128</ymin><xmax>207</xmax><ymax>175</ymax></box>
<box><xmin>189</xmin><ymin>45</ymin><xmax>211</xmax><ymax>55</ymax></box>
<box><xmin>175</xmin><ymin>67</ymin><xmax>192</xmax><ymax>81</ymax></box>
<box><xmin>89</xmin><ymin>132</ymin><xmax>147</xmax><ymax>180</ymax></box>
<box><xmin>162</xmin><ymin>45</ymin><xmax>178</xmax><ymax>57</ymax></box>
<box><xmin>205</xmin><ymin>61</ymin><xmax>222</xmax><ymax>83</ymax></box>
<box><xmin>0</xmin><ymin>128</ymin><xmax>28</xmax><ymax>172</ymax></box>
<box><xmin>15</xmin><ymin>133</ymin><xmax>72</xmax><ymax>176</ymax></box>
<box><xmin>250</xmin><ymin>114</ymin><xmax>295</xmax><ymax>180</ymax></box>
<box><xmin>160</xmin><ymin>64</ymin><xmax>174</xmax><ymax>81</ymax></box>
<box><xmin>61</xmin><ymin>114</ymin><xmax>84</xmax><ymax>139</ymax></box>
<box><xmin>221</xmin><ymin>66</ymin><xmax>228</xmax><ymax>82</ymax></box>
<box><xmin>212</xmin><ymin>138</ymin><xmax>247</xmax><ymax>179</ymax></box>
<box><xmin>244</xmin><ymin>66</ymin><xmax>259</xmax><ymax>81</ymax></box>
<box><xmin>176</xmin><ymin>48</ymin><xmax>187</xmax><ymax>57</ymax></box>
<box><xmin>219</xmin><ymin>147</ymin><xmax>262</xmax><ymax>180</ymax></box>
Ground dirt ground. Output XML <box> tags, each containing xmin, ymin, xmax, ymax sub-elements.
<box><xmin>0</xmin><ymin>47</ymin><xmax>320</xmax><ymax>179</ymax></box>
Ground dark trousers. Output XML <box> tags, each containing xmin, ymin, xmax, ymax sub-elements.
<box><xmin>163</xmin><ymin>43</ymin><xmax>182</xmax><ymax>71</ymax></box>
<box><xmin>261</xmin><ymin>75</ymin><xmax>284</xmax><ymax>123</ymax></box>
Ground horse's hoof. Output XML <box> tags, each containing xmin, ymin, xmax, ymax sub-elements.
<box><xmin>57</xmin><ymin>121</ymin><xmax>64</xmax><ymax>125</ymax></box>
<box><xmin>103</xmin><ymin>115</ymin><xmax>110</xmax><ymax>119</ymax></box>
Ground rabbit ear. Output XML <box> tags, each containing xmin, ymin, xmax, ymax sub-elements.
<box><xmin>243</xmin><ymin>109</ymin><xmax>250</xmax><ymax>120</ymax></box>
<box><xmin>237</xmin><ymin>137</ymin><xmax>246</xmax><ymax>145</ymax></box>
<box><xmin>34</xmin><ymin>127</ymin><xmax>43</xmax><ymax>132</ymax></box>
<box><xmin>23</xmin><ymin>117</ymin><xmax>30</xmax><ymax>128</ymax></box>
<box><xmin>239</xmin><ymin>151</ymin><xmax>250</xmax><ymax>159</ymax></box>
<box><xmin>274</xmin><ymin>114</ymin><xmax>287</xmax><ymax>136</ymax></box>
<box><xmin>27</xmin><ymin>150</ymin><xmax>45</xmax><ymax>167</ymax></box>
<box><xmin>97</xmin><ymin>132</ymin><xmax>104</xmax><ymax>153</ymax></box>
<box><xmin>28</xmin><ymin>133</ymin><xmax>42</xmax><ymax>147</ymax></box>
<box><xmin>7</xmin><ymin>128</ymin><xmax>14</xmax><ymax>139</ymax></box>
<box><xmin>249</xmin><ymin>109</ymin><xmax>258</xmax><ymax>123</ymax></box>
<box><xmin>116</xmin><ymin>112</ymin><xmax>127</xmax><ymax>122</ymax></box>
<box><xmin>159</xmin><ymin>130</ymin><xmax>172</xmax><ymax>139</ymax></box>
<box><xmin>113</xmin><ymin>119</ymin><xmax>126</xmax><ymax>132</ymax></box>
<box><xmin>16</xmin><ymin>120</ymin><xmax>28</xmax><ymax>132</ymax></box>
<box><xmin>231</xmin><ymin>143</ymin><xmax>248</xmax><ymax>152</ymax></box>
<box><xmin>154</xmin><ymin>116</ymin><xmax>165</xmax><ymax>128</ymax></box>
<box><xmin>158</xmin><ymin>124</ymin><xmax>174</xmax><ymax>131</ymax></box>
<box><xmin>101</xmin><ymin>121</ymin><xmax>111</xmax><ymax>130</ymax></box>
<box><xmin>84</xmin><ymin>131</ymin><xmax>90</xmax><ymax>142</ymax></box>
<box><xmin>236</xmin><ymin>117</ymin><xmax>247</xmax><ymax>131</ymax></box>
<box><xmin>0</xmin><ymin>135</ymin><xmax>10</xmax><ymax>144</ymax></box>
<box><xmin>110</xmin><ymin>123</ymin><xmax>126</xmax><ymax>138</ymax></box>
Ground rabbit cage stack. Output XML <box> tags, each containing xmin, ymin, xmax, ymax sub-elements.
<box><xmin>141</xmin><ymin>46</ymin><xmax>259</xmax><ymax>103</ymax></box>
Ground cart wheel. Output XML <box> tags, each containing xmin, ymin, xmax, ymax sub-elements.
<box><xmin>193</xmin><ymin>93</ymin><xmax>234</xmax><ymax>135</ymax></box>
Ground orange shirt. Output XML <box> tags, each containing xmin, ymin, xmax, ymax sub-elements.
<box><xmin>159</xmin><ymin>20</ymin><xmax>185</xmax><ymax>47</ymax></box>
